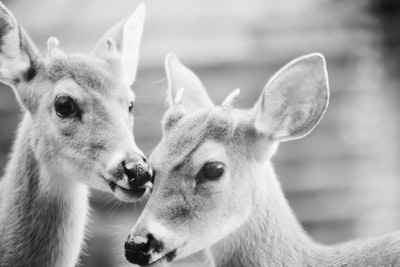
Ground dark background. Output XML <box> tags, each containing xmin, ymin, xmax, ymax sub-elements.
<box><xmin>0</xmin><ymin>0</ymin><xmax>399</xmax><ymax>266</ymax></box>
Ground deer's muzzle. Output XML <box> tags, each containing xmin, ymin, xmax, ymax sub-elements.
<box><xmin>106</xmin><ymin>154</ymin><xmax>153</xmax><ymax>202</ymax></box>
<box><xmin>125</xmin><ymin>233</ymin><xmax>178</xmax><ymax>266</ymax></box>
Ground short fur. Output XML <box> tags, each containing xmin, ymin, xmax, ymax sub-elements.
<box><xmin>0</xmin><ymin>3</ymin><xmax>149</xmax><ymax>267</ymax></box>
<box><xmin>0</xmin><ymin>116</ymin><xmax>89</xmax><ymax>267</ymax></box>
<box><xmin>126</xmin><ymin>53</ymin><xmax>400</xmax><ymax>267</ymax></box>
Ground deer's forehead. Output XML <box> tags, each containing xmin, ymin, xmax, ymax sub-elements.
<box><xmin>153</xmin><ymin>113</ymin><xmax>234</xmax><ymax>166</ymax></box>
<box><xmin>39</xmin><ymin>55</ymin><xmax>128</xmax><ymax>98</ymax></box>
<box><xmin>152</xmin><ymin>109</ymin><xmax>265</xmax><ymax>170</ymax></box>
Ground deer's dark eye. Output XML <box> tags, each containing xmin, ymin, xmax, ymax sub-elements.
<box><xmin>198</xmin><ymin>162</ymin><xmax>225</xmax><ymax>181</ymax></box>
<box><xmin>54</xmin><ymin>96</ymin><xmax>77</xmax><ymax>118</ymax></box>
<box><xmin>129</xmin><ymin>101</ymin><xmax>134</xmax><ymax>114</ymax></box>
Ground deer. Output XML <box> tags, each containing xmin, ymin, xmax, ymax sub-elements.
<box><xmin>0</xmin><ymin>2</ymin><xmax>153</xmax><ymax>267</ymax></box>
<box><xmin>124</xmin><ymin>53</ymin><xmax>400</xmax><ymax>267</ymax></box>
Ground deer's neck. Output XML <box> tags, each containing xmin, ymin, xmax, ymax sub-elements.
<box><xmin>209</xmin><ymin>162</ymin><xmax>400</xmax><ymax>267</ymax></box>
<box><xmin>210</xmin><ymin>162</ymin><xmax>318</xmax><ymax>267</ymax></box>
<box><xmin>0</xmin><ymin>114</ymin><xmax>89</xmax><ymax>267</ymax></box>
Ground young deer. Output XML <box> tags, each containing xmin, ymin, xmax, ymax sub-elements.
<box><xmin>124</xmin><ymin>53</ymin><xmax>400</xmax><ymax>267</ymax></box>
<box><xmin>0</xmin><ymin>3</ymin><xmax>152</xmax><ymax>267</ymax></box>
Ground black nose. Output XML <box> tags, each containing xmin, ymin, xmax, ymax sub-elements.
<box><xmin>125</xmin><ymin>234</ymin><xmax>162</xmax><ymax>265</ymax></box>
<box><xmin>122</xmin><ymin>157</ymin><xmax>152</xmax><ymax>188</ymax></box>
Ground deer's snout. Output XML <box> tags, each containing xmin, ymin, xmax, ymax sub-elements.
<box><xmin>122</xmin><ymin>156</ymin><xmax>153</xmax><ymax>188</ymax></box>
<box><xmin>125</xmin><ymin>234</ymin><xmax>169</xmax><ymax>266</ymax></box>
<box><xmin>125</xmin><ymin>221</ymin><xmax>183</xmax><ymax>266</ymax></box>
<box><xmin>125</xmin><ymin>233</ymin><xmax>163</xmax><ymax>266</ymax></box>
<box><xmin>105</xmin><ymin>151</ymin><xmax>153</xmax><ymax>202</ymax></box>
<box><xmin>108</xmin><ymin>153</ymin><xmax>152</xmax><ymax>188</ymax></box>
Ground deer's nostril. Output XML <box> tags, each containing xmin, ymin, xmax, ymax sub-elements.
<box><xmin>125</xmin><ymin>239</ymin><xmax>151</xmax><ymax>265</ymax></box>
<box><xmin>123</xmin><ymin>161</ymin><xmax>152</xmax><ymax>188</ymax></box>
<box><xmin>125</xmin><ymin>234</ymin><xmax>161</xmax><ymax>265</ymax></box>
<box><xmin>147</xmin><ymin>233</ymin><xmax>164</xmax><ymax>253</ymax></box>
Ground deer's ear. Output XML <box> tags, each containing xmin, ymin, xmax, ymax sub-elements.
<box><xmin>165</xmin><ymin>53</ymin><xmax>213</xmax><ymax>113</ymax></box>
<box><xmin>0</xmin><ymin>3</ymin><xmax>39</xmax><ymax>110</ymax></box>
<box><xmin>91</xmin><ymin>3</ymin><xmax>145</xmax><ymax>86</ymax></box>
<box><xmin>253</xmin><ymin>53</ymin><xmax>329</xmax><ymax>142</ymax></box>
<box><xmin>0</xmin><ymin>3</ymin><xmax>38</xmax><ymax>85</ymax></box>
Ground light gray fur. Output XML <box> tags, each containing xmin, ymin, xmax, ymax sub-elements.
<box><xmin>0</xmin><ymin>115</ymin><xmax>88</xmax><ymax>267</ymax></box>
<box><xmin>129</xmin><ymin>53</ymin><xmax>400</xmax><ymax>267</ymax></box>
<box><xmin>210</xmin><ymin>163</ymin><xmax>400</xmax><ymax>267</ymax></box>
<box><xmin>0</xmin><ymin>2</ymin><xmax>147</xmax><ymax>267</ymax></box>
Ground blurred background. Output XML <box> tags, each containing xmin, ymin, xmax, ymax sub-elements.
<box><xmin>0</xmin><ymin>0</ymin><xmax>400</xmax><ymax>266</ymax></box>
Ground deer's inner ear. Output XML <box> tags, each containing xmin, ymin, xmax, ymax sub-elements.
<box><xmin>0</xmin><ymin>3</ymin><xmax>40</xmax><ymax>112</ymax></box>
<box><xmin>253</xmin><ymin>53</ymin><xmax>329</xmax><ymax>142</ymax></box>
<box><xmin>165</xmin><ymin>53</ymin><xmax>214</xmax><ymax>113</ymax></box>
<box><xmin>90</xmin><ymin>4</ymin><xmax>145</xmax><ymax>86</ymax></box>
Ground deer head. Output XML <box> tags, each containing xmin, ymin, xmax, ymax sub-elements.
<box><xmin>124</xmin><ymin>53</ymin><xmax>329</xmax><ymax>265</ymax></box>
<box><xmin>0</xmin><ymin>3</ymin><xmax>152</xmax><ymax>202</ymax></box>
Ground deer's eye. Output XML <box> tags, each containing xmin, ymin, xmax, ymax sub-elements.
<box><xmin>129</xmin><ymin>101</ymin><xmax>134</xmax><ymax>114</ymax></box>
<box><xmin>198</xmin><ymin>162</ymin><xmax>225</xmax><ymax>181</ymax></box>
<box><xmin>54</xmin><ymin>96</ymin><xmax>77</xmax><ymax>118</ymax></box>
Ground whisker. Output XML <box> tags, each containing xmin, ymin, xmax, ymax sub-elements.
<box><xmin>189</xmin><ymin>254</ymin><xmax>207</xmax><ymax>267</ymax></box>
<box><xmin>110</xmin><ymin>201</ymin><xmax>122</xmax><ymax>218</ymax></box>
<box><xmin>135</xmin><ymin>94</ymin><xmax>165</xmax><ymax>100</ymax></box>
<box><xmin>97</xmin><ymin>196</ymin><xmax>118</xmax><ymax>210</ymax></box>
<box><xmin>134</xmin><ymin>77</ymin><xmax>167</xmax><ymax>93</ymax></box>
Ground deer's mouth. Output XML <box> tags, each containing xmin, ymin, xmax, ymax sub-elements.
<box><xmin>125</xmin><ymin>247</ymin><xmax>180</xmax><ymax>267</ymax></box>
<box><xmin>111</xmin><ymin>181</ymin><xmax>148</xmax><ymax>199</ymax></box>
<box><xmin>101</xmin><ymin>176</ymin><xmax>151</xmax><ymax>202</ymax></box>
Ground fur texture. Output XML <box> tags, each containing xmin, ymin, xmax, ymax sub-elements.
<box><xmin>126</xmin><ymin>53</ymin><xmax>400</xmax><ymax>267</ymax></box>
<box><xmin>0</xmin><ymin>3</ymin><xmax>149</xmax><ymax>266</ymax></box>
<box><xmin>0</xmin><ymin>115</ymin><xmax>89</xmax><ymax>267</ymax></box>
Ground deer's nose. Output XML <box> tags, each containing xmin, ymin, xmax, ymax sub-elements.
<box><xmin>122</xmin><ymin>156</ymin><xmax>153</xmax><ymax>188</ymax></box>
<box><xmin>125</xmin><ymin>233</ymin><xmax>162</xmax><ymax>265</ymax></box>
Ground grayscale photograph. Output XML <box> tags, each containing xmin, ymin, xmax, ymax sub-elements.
<box><xmin>0</xmin><ymin>0</ymin><xmax>399</xmax><ymax>266</ymax></box>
